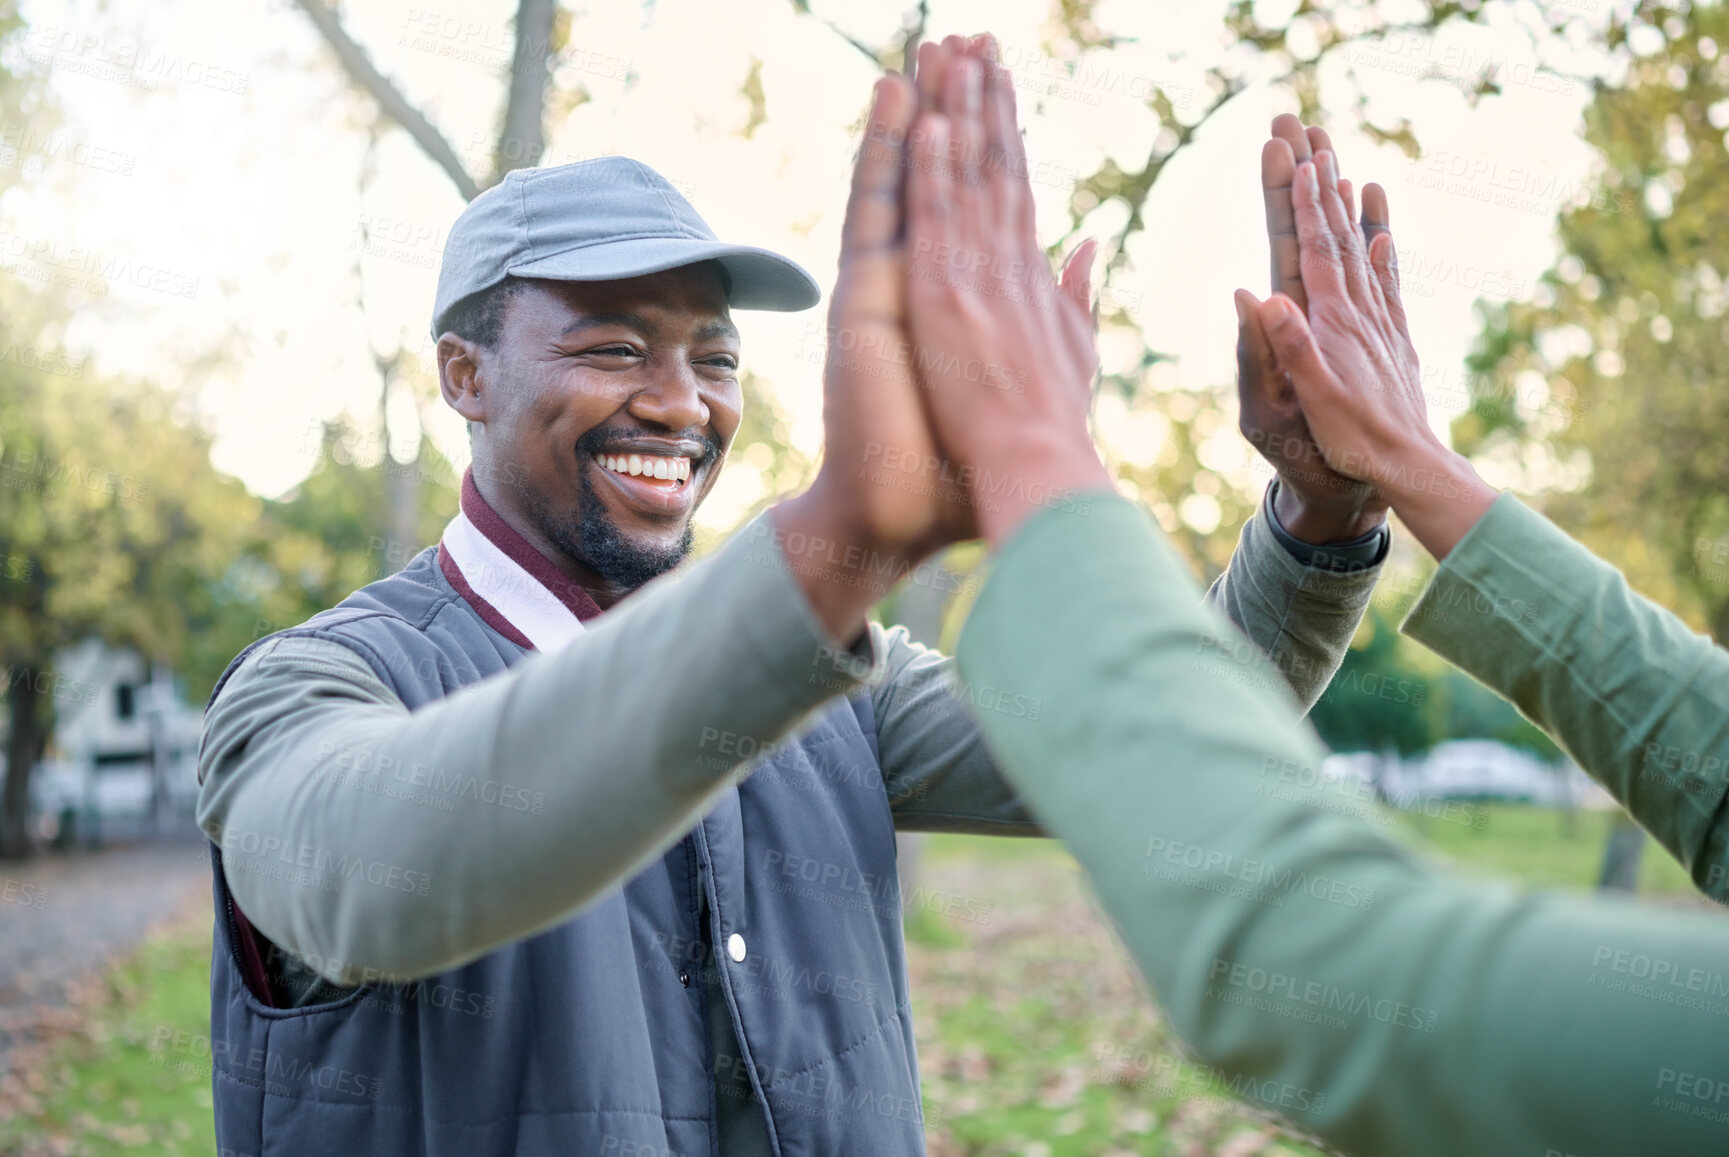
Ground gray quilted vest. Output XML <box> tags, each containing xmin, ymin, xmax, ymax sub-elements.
<box><xmin>203</xmin><ymin>546</ymin><xmax>924</xmax><ymax>1156</ymax></box>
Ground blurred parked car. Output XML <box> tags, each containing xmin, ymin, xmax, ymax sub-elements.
<box><xmin>1325</xmin><ymin>740</ymin><xmax>1614</xmax><ymax>812</ymax></box>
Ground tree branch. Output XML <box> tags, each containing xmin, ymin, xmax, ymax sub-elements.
<box><xmin>293</xmin><ymin>0</ymin><xmax>483</xmax><ymax>202</ymax></box>
<box><xmin>791</xmin><ymin>0</ymin><xmax>890</xmax><ymax>70</ymax></box>
<box><xmin>900</xmin><ymin>1</ymin><xmax>928</xmax><ymax>75</ymax></box>
<box><xmin>494</xmin><ymin>0</ymin><xmax>558</xmax><ymax>184</ymax></box>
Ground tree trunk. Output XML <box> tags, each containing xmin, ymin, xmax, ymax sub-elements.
<box><xmin>387</xmin><ymin>445</ymin><xmax>419</xmax><ymax>574</ymax></box>
<box><xmin>494</xmin><ymin>0</ymin><xmax>557</xmax><ymax>183</ymax></box>
<box><xmin>0</xmin><ymin>665</ymin><xmax>50</xmax><ymax>860</ymax></box>
<box><xmin>1596</xmin><ymin>812</ymin><xmax>1646</xmax><ymax>892</ymax></box>
<box><xmin>376</xmin><ymin>353</ymin><xmax>420</xmax><ymax>579</ymax></box>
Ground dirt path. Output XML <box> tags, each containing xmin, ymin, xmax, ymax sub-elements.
<box><xmin>0</xmin><ymin>835</ymin><xmax>211</xmax><ymax>1078</ymax></box>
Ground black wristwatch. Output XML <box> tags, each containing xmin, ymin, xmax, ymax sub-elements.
<box><xmin>1263</xmin><ymin>479</ymin><xmax>1390</xmax><ymax>573</ymax></box>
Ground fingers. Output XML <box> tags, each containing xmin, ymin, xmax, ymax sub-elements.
<box><xmin>1290</xmin><ymin>158</ymin><xmax>1349</xmax><ymax>305</ymax></box>
<box><xmin>840</xmin><ymin>75</ymin><xmax>917</xmax><ymax>261</ymax></box>
<box><xmin>905</xmin><ymin>110</ymin><xmax>954</xmax><ymax>287</ymax></box>
<box><xmin>1360</xmin><ymin>183</ymin><xmax>1406</xmax><ymax>335</ymax></box>
<box><xmin>1368</xmin><ymin>230</ymin><xmax>1410</xmax><ymax>342</ymax></box>
<box><xmin>1060</xmin><ymin>239</ymin><xmax>1097</xmax><ymax>316</ymax></box>
<box><xmin>979</xmin><ymin>49</ymin><xmax>1033</xmax><ymax>237</ymax></box>
<box><xmin>939</xmin><ymin>56</ymin><xmax>987</xmax><ymax>224</ymax></box>
<box><xmin>1256</xmin><ymin>294</ymin><xmax>1343</xmax><ymax>403</ymax></box>
<box><xmin>1055</xmin><ymin>239</ymin><xmax>1101</xmax><ymax>398</ymax></box>
<box><xmin>1264</xmin><ymin>117</ymin><xmax>1345</xmax><ymax>312</ymax></box>
<box><xmin>970</xmin><ymin>34</ymin><xmax>1012</xmax><ymax>173</ymax></box>
<box><xmin>1360</xmin><ymin>179</ymin><xmax>1391</xmax><ymax>248</ymax></box>
<box><xmin>1317</xmin><ymin>130</ymin><xmax>1376</xmax><ymax>253</ymax></box>
<box><xmin>951</xmin><ymin>32</ymin><xmax>1033</xmax><ymax>241</ymax></box>
<box><xmin>1335</xmin><ymin>174</ymin><xmax>1387</xmax><ymax>316</ymax></box>
<box><xmin>1313</xmin><ymin>151</ymin><xmax>1379</xmax><ymax>312</ymax></box>
<box><xmin>946</xmin><ymin>40</ymin><xmax>1047</xmax><ymax>290</ymax></box>
<box><xmin>1272</xmin><ymin>114</ymin><xmax>1312</xmax><ymax>164</ymax></box>
<box><xmin>1262</xmin><ymin>137</ymin><xmax>1306</xmax><ymax>312</ymax></box>
<box><xmin>916</xmin><ymin>40</ymin><xmax>951</xmax><ymax>110</ymax></box>
<box><xmin>1304</xmin><ymin>125</ymin><xmax>1332</xmax><ymax>161</ymax></box>
<box><xmin>1235</xmin><ymin>287</ymin><xmax>1285</xmax><ymax>416</ymax></box>
<box><xmin>1266</xmin><ymin>115</ymin><xmax>1314</xmax><ymax>311</ymax></box>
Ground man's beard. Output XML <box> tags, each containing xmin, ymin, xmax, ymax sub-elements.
<box><xmin>522</xmin><ymin>466</ymin><xmax>695</xmax><ymax>591</ymax></box>
<box><xmin>518</xmin><ymin>430</ymin><xmax>713</xmax><ymax>591</ymax></box>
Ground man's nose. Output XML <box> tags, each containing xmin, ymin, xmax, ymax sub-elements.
<box><xmin>626</xmin><ymin>362</ymin><xmax>710</xmax><ymax>431</ymax></box>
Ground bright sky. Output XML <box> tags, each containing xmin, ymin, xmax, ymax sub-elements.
<box><xmin>0</xmin><ymin>0</ymin><xmax>1623</xmax><ymax>534</ymax></box>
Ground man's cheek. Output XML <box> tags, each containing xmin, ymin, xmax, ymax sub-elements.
<box><xmin>695</xmin><ymin>449</ymin><xmax>729</xmax><ymax>505</ymax></box>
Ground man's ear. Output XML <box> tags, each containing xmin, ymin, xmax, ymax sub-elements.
<box><xmin>437</xmin><ymin>333</ymin><xmax>487</xmax><ymax>425</ymax></box>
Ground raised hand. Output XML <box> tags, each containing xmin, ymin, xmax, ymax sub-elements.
<box><xmin>901</xmin><ymin>37</ymin><xmax>1111</xmax><ymax>546</ymax></box>
<box><xmin>769</xmin><ymin>69</ymin><xmax>971</xmax><ymax>636</ymax></box>
<box><xmin>1251</xmin><ymin>152</ymin><xmax>1493</xmax><ymax>559</ymax></box>
<box><xmin>1237</xmin><ymin>115</ymin><xmax>1389</xmax><ymax>543</ymax></box>
<box><xmin>809</xmin><ymin>70</ymin><xmax>964</xmax><ymax>550</ymax></box>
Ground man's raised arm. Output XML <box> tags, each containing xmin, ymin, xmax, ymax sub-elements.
<box><xmin>1205</xmin><ymin>116</ymin><xmax>1395</xmax><ymax>711</ymax></box>
<box><xmin>197</xmin><ymin>74</ymin><xmax>969</xmax><ymax>986</ymax></box>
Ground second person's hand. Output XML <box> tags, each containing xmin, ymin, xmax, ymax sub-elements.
<box><xmin>1238</xmin><ymin>115</ymin><xmax>1389</xmax><ymax>544</ymax></box>
<box><xmin>1252</xmin><ymin>152</ymin><xmax>1495</xmax><ymax>560</ymax></box>
<box><xmin>902</xmin><ymin>42</ymin><xmax>1112</xmax><ymax>548</ymax></box>
<box><xmin>770</xmin><ymin>68</ymin><xmax>967</xmax><ymax>639</ymax></box>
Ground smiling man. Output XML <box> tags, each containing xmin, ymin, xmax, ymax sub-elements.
<box><xmin>442</xmin><ymin>264</ymin><xmax>742</xmax><ymax>607</ymax></box>
<box><xmin>196</xmin><ymin>39</ymin><xmax>1385</xmax><ymax>1157</ymax></box>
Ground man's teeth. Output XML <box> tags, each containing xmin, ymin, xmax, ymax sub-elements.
<box><xmin>598</xmin><ymin>453</ymin><xmax>691</xmax><ymax>482</ymax></box>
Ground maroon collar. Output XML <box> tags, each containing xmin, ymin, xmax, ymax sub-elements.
<box><xmin>439</xmin><ymin>470</ymin><xmax>604</xmax><ymax>639</ymax></box>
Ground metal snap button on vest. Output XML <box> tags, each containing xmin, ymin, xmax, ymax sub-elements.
<box><xmin>678</xmin><ymin>970</ymin><xmax>691</xmax><ymax>987</ymax></box>
<box><xmin>726</xmin><ymin>933</ymin><xmax>747</xmax><ymax>963</ymax></box>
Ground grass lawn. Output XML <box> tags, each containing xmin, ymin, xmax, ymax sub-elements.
<box><xmin>0</xmin><ymin>902</ymin><xmax>216</xmax><ymax>1157</ymax></box>
<box><xmin>0</xmin><ymin>805</ymin><xmax>1712</xmax><ymax>1156</ymax></box>
<box><xmin>1393</xmin><ymin>802</ymin><xmax>1700</xmax><ymax>898</ymax></box>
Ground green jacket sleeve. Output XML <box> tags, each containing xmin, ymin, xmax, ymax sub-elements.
<box><xmin>875</xmin><ymin>496</ymin><xmax>1380</xmax><ymax>834</ymax></box>
<box><xmin>1402</xmin><ymin>493</ymin><xmax>1729</xmax><ymax>900</ymax></box>
<box><xmin>197</xmin><ymin>514</ymin><xmax>876</xmax><ymax>985</ymax></box>
<box><xmin>1202</xmin><ymin>486</ymin><xmax>1382</xmax><ymax>713</ymax></box>
<box><xmin>956</xmin><ymin>495</ymin><xmax>1729</xmax><ymax>1157</ymax></box>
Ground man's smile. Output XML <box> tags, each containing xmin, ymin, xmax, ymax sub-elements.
<box><xmin>598</xmin><ymin>452</ymin><xmax>691</xmax><ymax>483</ymax></box>
<box><xmin>586</xmin><ymin>442</ymin><xmax>705</xmax><ymax>517</ymax></box>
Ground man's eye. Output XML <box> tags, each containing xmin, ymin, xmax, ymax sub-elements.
<box><xmin>703</xmin><ymin>356</ymin><xmax>739</xmax><ymax>371</ymax></box>
<box><xmin>588</xmin><ymin>345</ymin><xmax>640</xmax><ymax>358</ymax></box>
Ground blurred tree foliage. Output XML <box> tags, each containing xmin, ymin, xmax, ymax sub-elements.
<box><xmin>0</xmin><ymin>304</ymin><xmax>258</xmax><ymax>856</ymax></box>
<box><xmin>0</xmin><ymin>324</ymin><xmax>459</xmax><ymax>858</ymax></box>
<box><xmin>1464</xmin><ymin>1</ymin><xmax>1729</xmax><ymax>641</ymax></box>
<box><xmin>0</xmin><ymin>0</ymin><xmax>50</xmax><ymax>203</ymax></box>
<box><xmin>795</xmin><ymin>0</ymin><xmax>1603</xmax><ymax>581</ymax></box>
<box><xmin>691</xmin><ymin>369</ymin><xmax>816</xmax><ymax>558</ymax></box>
<box><xmin>1308</xmin><ymin>606</ymin><xmax>1560</xmax><ymax>758</ymax></box>
<box><xmin>257</xmin><ymin>421</ymin><xmax>459</xmax><ymax>620</ymax></box>
<box><xmin>1055</xmin><ymin>0</ymin><xmax>1520</xmax><ymax>578</ymax></box>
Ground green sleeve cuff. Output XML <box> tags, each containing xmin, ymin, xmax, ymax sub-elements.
<box><xmin>1397</xmin><ymin>490</ymin><xmax>1729</xmax><ymax>897</ymax></box>
<box><xmin>1241</xmin><ymin>488</ymin><xmax>1384</xmax><ymax>601</ymax></box>
<box><xmin>1262</xmin><ymin>479</ymin><xmax>1390</xmax><ymax>573</ymax></box>
<box><xmin>1399</xmin><ymin>492</ymin><xmax>1562</xmax><ymax>655</ymax></box>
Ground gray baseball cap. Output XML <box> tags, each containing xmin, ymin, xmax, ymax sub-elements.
<box><xmin>431</xmin><ymin>156</ymin><xmax>821</xmax><ymax>337</ymax></box>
